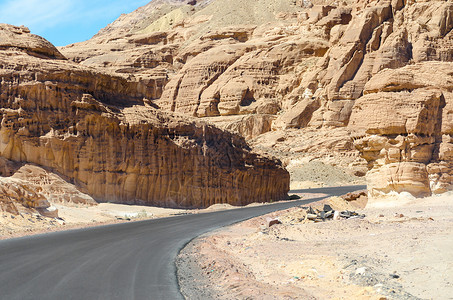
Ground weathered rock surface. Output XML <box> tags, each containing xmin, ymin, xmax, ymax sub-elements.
<box><xmin>0</xmin><ymin>161</ymin><xmax>96</xmax><ymax>217</ymax></box>
<box><xmin>350</xmin><ymin>62</ymin><xmax>453</xmax><ymax>198</ymax></box>
<box><xmin>25</xmin><ymin>0</ymin><xmax>453</xmax><ymax>198</ymax></box>
<box><xmin>0</xmin><ymin>24</ymin><xmax>65</xmax><ymax>60</ymax></box>
<box><xmin>60</xmin><ymin>0</ymin><xmax>359</xmax><ymax>185</ymax></box>
<box><xmin>0</xmin><ymin>24</ymin><xmax>289</xmax><ymax>213</ymax></box>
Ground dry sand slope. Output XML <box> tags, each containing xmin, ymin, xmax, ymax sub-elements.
<box><xmin>177</xmin><ymin>193</ymin><xmax>453</xmax><ymax>300</ymax></box>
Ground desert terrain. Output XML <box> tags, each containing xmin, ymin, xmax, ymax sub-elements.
<box><xmin>178</xmin><ymin>192</ymin><xmax>453</xmax><ymax>300</ymax></box>
<box><xmin>1</xmin><ymin>0</ymin><xmax>452</xmax><ymax>220</ymax></box>
<box><xmin>0</xmin><ymin>0</ymin><xmax>452</xmax><ymax>298</ymax></box>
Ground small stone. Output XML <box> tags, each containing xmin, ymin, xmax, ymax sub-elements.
<box><xmin>324</xmin><ymin>210</ymin><xmax>333</xmax><ymax>218</ymax></box>
<box><xmin>379</xmin><ymin>214</ymin><xmax>384</xmax><ymax>217</ymax></box>
<box><xmin>333</xmin><ymin>211</ymin><xmax>340</xmax><ymax>220</ymax></box>
<box><xmin>266</xmin><ymin>217</ymin><xmax>281</xmax><ymax>227</ymax></box>
<box><xmin>355</xmin><ymin>267</ymin><xmax>367</xmax><ymax>275</ymax></box>
<box><xmin>307</xmin><ymin>213</ymin><xmax>317</xmax><ymax>220</ymax></box>
<box><xmin>340</xmin><ymin>211</ymin><xmax>351</xmax><ymax>218</ymax></box>
<box><xmin>323</xmin><ymin>204</ymin><xmax>333</xmax><ymax>212</ymax></box>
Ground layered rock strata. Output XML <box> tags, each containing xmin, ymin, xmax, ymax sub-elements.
<box><xmin>57</xmin><ymin>0</ymin><xmax>453</xmax><ymax>197</ymax></box>
<box><xmin>350</xmin><ymin>62</ymin><xmax>453</xmax><ymax>198</ymax></box>
<box><xmin>0</xmin><ymin>24</ymin><xmax>289</xmax><ymax>212</ymax></box>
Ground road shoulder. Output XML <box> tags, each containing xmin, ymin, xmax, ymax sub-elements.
<box><xmin>177</xmin><ymin>193</ymin><xmax>453</xmax><ymax>299</ymax></box>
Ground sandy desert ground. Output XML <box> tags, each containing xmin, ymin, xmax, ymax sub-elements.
<box><xmin>177</xmin><ymin>193</ymin><xmax>453</xmax><ymax>300</ymax></box>
<box><xmin>0</xmin><ymin>202</ymin><xmax>187</xmax><ymax>240</ymax></box>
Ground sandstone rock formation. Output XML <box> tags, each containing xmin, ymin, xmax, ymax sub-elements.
<box><xmin>60</xmin><ymin>0</ymin><xmax>363</xmax><ymax>188</ymax></box>
<box><xmin>59</xmin><ymin>0</ymin><xmax>453</xmax><ymax>199</ymax></box>
<box><xmin>350</xmin><ymin>62</ymin><xmax>453</xmax><ymax>198</ymax></box>
<box><xmin>5</xmin><ymin>0</ymin><xmax>453</xmax><ymax>202</ymax></box>
<box><xmin>0</xmin><ymin>24</ymin><xmax>290</xmax><ymax>214</ymax></box>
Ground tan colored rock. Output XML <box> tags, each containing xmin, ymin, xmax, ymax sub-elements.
<box><xmin>304</xmin><ymin>0</ymin><xmax>452</xmax><ymax>127</ymax></box>
<box><xmin>350</xmin><ymin>62</ymin><xmax>453</xmax><ymax>198</ymax></box>
<box><xmin>427</xmin><ymin>162</ymin><xmax>453</xmax><ymax>194</ymax></box>
<box><xmin>0</xmin><ymin>25</ymin><xmax>290</xmax><ymax>209</ymax></box>
<box><xmin>363</xmin><ymin>62</ymin><xmax>453</xmax><ymax>94</ymax></box>
<box><xmin>366</xmin><ymin>162</ymin><xmax>431</xmax><ymax>198</ymax></box>
<box><xmin>0</xmin><ymin>177</ymin><xmax>50</xmax><ymax>215</ymax></box>
<box><xmin>350</xmin><ymin>88</ymin><xmax>444</xmax><ymax>136</ymax></box>
<box><xmin>272</xmin><ymin>98</ymin><xmax>320</xmax><ymax>130</ymax></box>
<box><xmin>38</xmin><ymin>0</ymin><xmax>453</xmax><ymax>199</ymax></box>
<box><xmin>156</xmin><ymin>44</ymin><xmax>249</xmax><ymax>115</ymax></box>
<box><xmin>200</xmin><ymin>26</ymin><xmax>256</xmax><ymax>42</ymax></box>
<box><xmin>10</xmin><ymin>164</ymin><xmax>97</xmax><ymax>206</ymax></box>
<box><xmin>195</xmin><ymin>38</ymin><xmax>328</xmax><ymax>119</ymax></box>
<box><xmin>204</xmin><ymin>114</ymin><xmax>276</xmax><ymax>140</ymax></box>
<box><xmin>0</xmin><ymin>24</ymin><xmax>65</xmax><ymax>59</ymax></box>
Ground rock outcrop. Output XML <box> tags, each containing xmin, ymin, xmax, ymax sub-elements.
<box><xmin>18</xmin><ymin>0</ymin><xmax>453</xmax><ymax>199</ymax></box>
<box><xmin>350</xmin><ymin>62</ymin><xmax>453</xmax><ymax>198</ymax></box>
<box><xmin>0</xmin><ymin>24</ymin><xmax>289</xmax><ymax>213</ymax></box>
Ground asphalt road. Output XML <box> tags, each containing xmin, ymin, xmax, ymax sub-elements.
<box><xmin>0</xmin><ymin>185</ymin><xmax>365</xmax><ymax>300</ymax></box>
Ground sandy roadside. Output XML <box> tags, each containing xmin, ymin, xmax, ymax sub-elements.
<box><xmin>0</xmin><ymin>193</ymin><xmax>324</xmax><ymax>240</ymax></box>
<box><xmin>177</xmin><ymin>193</ymin><xmax>453</xmax><ymax>300</ymax></box>
<box><xmin>0</xmin><ymin>202</ymin><xmax>193</xmax><ymax>240</ymax></box>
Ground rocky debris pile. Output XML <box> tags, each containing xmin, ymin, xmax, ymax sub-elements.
<box><xmin>266</xmin><ymin>202</ymin><xmax>366</xmax><ymax>227</ymax></box>
<box><xmin>300</xmin><ymin>204</ymin><xmax>365</xmax><ymax>223</ymax></box>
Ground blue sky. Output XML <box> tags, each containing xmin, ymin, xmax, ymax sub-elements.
<box><xmin>0</xmin><ymin>0</ymin><xmax>151</xmax><ymax>46</ymax></box>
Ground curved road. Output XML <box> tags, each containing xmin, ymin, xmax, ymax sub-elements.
<box><xmin>0</xmin><ymin>185</ymin><xmax>365</xmax><ymax>300</ymax></box>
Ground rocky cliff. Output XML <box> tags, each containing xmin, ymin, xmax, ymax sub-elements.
<box><xmin>0</xmin><ymin>24</ymin><xmax>289</xmax><ymax>214</ymax></box>
<box><xmin>350</xmin><ymin>62</ymin><xmax>453</xmax><ymax>198</ymax></box>
<box><xmin>60</xmin><ymin>0</ymin><xmax>453</xmax><ymax>200</ymax></box>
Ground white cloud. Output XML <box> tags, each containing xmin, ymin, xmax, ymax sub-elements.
<box><xmin>0</xmin><ymin>0</ymin><xmax>76</xmax><ymax>31</ymax></box>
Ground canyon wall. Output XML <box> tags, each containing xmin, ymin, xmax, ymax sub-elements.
<box><xmin>0</xmin><ymin>24</ymin><xmax>289</xmax><ymax>213</ymax></box>
<box><xmin>350</xmin><ymin>62</ymin><xmax>453</xmax><ymax>198</ymax></box>
<box><xmin>60</xmin><ymin>0</ymin><xmax>453</xmax><ymax>199</ymax></box>
<box><xmin>0</xmin><ymin>0</ymin><xmax>447</xmax><ymax>202</ymax></box>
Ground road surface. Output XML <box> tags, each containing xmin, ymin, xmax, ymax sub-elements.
<box><xmin>0</xmin><ymin>185</ymin><xmax>365</xmax><ymax>300</ymax></box>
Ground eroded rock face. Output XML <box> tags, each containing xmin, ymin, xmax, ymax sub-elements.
<box><xmin>0</xmin><ymin>24</ymin><xmax>66</xmax><ymax>60</ymax></box>
<box><xmin>350</xmin><ymin>62</ymin><xmax>453</xmax><ymax>198</ymax></box>
<box><xmin>0</xmin><ymin>161</ymin><xmax>96</xmax><ymax>217</ymax></box>
<box><xmin>0</xmin><ymin>25</ymin><xmax>289</xmax><ymax>211</ymax></box>
<box><xmin>0</xmin><ymin>176</ymin><xmax>50</xmax><ymax>215</ymax></box>
<box><xmin>55</xmin><ymin>0</ymin><xmax>453</xmax><ymax>198</ymax></box>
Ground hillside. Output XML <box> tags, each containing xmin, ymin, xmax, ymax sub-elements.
<box><xmin>0</xmin><ymin>23</ymin><xmax>289</xmax><ymax>218</ymax></box>
<box><xmin>60</xmin><ymin>0</ymin><xmax>453</xmax><ymax>202</ymax></box>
